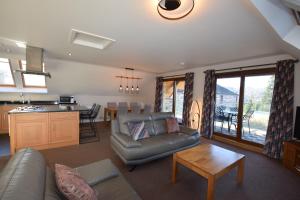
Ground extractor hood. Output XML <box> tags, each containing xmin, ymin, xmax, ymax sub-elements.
<box><xmin>16</xmin><ymin>46</ymin><xmax>51</xmax><ymax>78</ymax></box>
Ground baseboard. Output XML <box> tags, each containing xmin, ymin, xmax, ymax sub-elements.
<box><xmin>212</xmin><ymin>135</ymin><xmax>263</xmax><ymax>154</ymax></box>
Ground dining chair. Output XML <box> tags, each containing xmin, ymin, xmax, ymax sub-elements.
<box><xmin>130</xmin><ymin>102</ymin><xmax>138</xmax><ymax>108</ymax></box>
<box><xmin>119</xmin><ymin>102</ymin><xmax>128</xmax><ymax>108</ymax></box>
<box><xmin>143</xmin><ymin>104</ymin><xmax>152</xmax><ymax>114</ymax></box>
<box><xmin>107</xmin><ymin>102</ymin><xmax>117</xmax><ymax>108</ymax></box>
<box><xmin>117</xmin><ymin>105</ymin><xmax>128</xmax><ymax>118</ymax></box>
<box><xmin>131</xmin><ymin>104</ymin><xmax>141</xmax><ymax>114</ymax></box>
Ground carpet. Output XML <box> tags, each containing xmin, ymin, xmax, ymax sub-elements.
<box><xmin>1</xmin><ymin>122</ymin><xmax>300</xmax><ymax>200</ymax></box>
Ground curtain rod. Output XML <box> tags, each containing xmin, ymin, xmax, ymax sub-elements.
<box><xmin>206</xmin><ymin>59</ymin><xmax>299</xmax><ymax>73</ymax></box>
<box><xmin>161</xmin><ymin>74</ymin><xmax>186</xmax><ymax>79</ymax></box>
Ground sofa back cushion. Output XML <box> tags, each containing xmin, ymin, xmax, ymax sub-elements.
<box><xmin>151</xmin><ymin>112</ymin><xmax>175</xmax><ymax>135</ymax></box>
<box><xmin>0</xmin><ymin>148</ymin><xmax>46</xmax><ymax>200</ymax></box>
<box><xmin>118</xmin><ymin>113</ymin><xmax>155</xmax><ymax>136</ymax></box>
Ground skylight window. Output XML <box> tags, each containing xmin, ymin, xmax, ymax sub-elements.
<box><xmin>19</xmin><ymin>60</ymin><xmax>46</xmax><ymax>87</ymax></box>
<box><xmin>0</xmin><ymin>58</ymin><xmax>15</xmax><ymax>87</ymax></box>
<box><xmin>292</xmin><ymin>10</ymin><xmax>300</xmax><ymax>25</ymax></box>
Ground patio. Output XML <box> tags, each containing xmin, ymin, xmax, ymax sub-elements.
<box><xmin>214</xmin><ymin>121</ymin><xmax>266</xmax><ymax>145</ymax></box>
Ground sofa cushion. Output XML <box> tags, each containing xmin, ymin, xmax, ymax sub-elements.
<box><xmin>55</xmin><ymin>164</ymin><xmax>97</xmax><ymax>200</ymax></box>
<box><xmin>166</xmin><ymin>117</ymin><xmax>180</xmax><ymax>133</ymax></box>
<box><xmin>113</xmin><ymin>132</ymin><xmax>200</xmax><ymax>161</ymax></box>
<box><xmin>127</xmin><ymin>121</ymin><xmax>150</xmax><ymax>141</ymax></box>
<box><xmin>151</xmin><ymin>112</ymin><xmax>174</xmax><ymax>135</ymax></box>
<box><xmin>118</xmin><ymin>113</ymin><xmax>154</xmax><ymax>136</ymax></box>
<box><xmin>0</xmin><ymin>148</ymin><xmax>46</xmax><ymax>200</ymax></box>
<box><xmin>112</xmin><ymin>133</ymin><xmax>142</xmax><ymax>148</ymax></box>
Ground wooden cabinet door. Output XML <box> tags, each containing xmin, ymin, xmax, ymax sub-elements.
<box><xmin>49</xmin><ymin>112</ymin><xmax>79</xmax><ymax>144</ymax></box>
<box><xmin>15</xmin><ymin>113</ymin><xmax>48</xmax><ymax>148</ymax></box>
<box><xmin>1</xmin><ymin>105</ymin><xmax>17</xmax><ymax>133</ymax></box>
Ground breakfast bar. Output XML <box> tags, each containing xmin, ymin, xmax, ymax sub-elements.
<box><xmin>8</xmin><ymin>105</ymin><xmax>87</xmax><ymax>154</ymax></box>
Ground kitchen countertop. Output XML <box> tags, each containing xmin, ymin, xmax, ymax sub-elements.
<box><xmin>0</xmin><ymin>100</ymin><xmax>78</xmax><ymax>105</ymax></box>
<box><xmin>8</xmin><ymin>105</ymin><xmax>89</xmax><ymax>114</ymax></box>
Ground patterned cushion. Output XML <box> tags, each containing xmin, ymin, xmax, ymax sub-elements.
<box><xmin>166</xmin><ymin>118</ymin><xmax>180</xmax><ymax>133</ymax></box>
<box><xmin>127</xmin><ymin>121</ymin><xmax>150</xmax><ymax>141</ymax></box>
<box><xmin>55</xmin><ymin>164</ymin><xmax>97</xmax><ymax>200</ymax></box>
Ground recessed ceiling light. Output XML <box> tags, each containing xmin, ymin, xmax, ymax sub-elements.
<box><xmin>15</xmin><ymin>41</ymin><xmax>26</xmax><ymax>48</ymax></box>
<box><xmin>180</xmin><ymin>62</ymin><xmax>185</xmax><ymax>65</ymax></box>
<box><xmin>68</xmin><ymin>52</ymin><xmax>72</xmax><ymax>56</ymax></box>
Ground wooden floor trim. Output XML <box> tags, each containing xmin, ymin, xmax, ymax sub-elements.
<box><xmin>212</xmin><ymin>135</ymin><xmax>263</xmax><ymax>154</ymax></box>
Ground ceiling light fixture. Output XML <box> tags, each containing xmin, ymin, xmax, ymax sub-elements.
<box><xmin>16</xmin><ymin>41</ymin><xmax>26</xmax><ymax>48</ymax></box>
<box><xmin>157</xmin><ymin>0</ymin><xmax>194</xmax><ymax>20</ymax></box>
<box><xmin>116</xmin><ymin>68</ymin><xmax>142</xmax><ymax>94</ymax></box>
<box><xmin>68</xmin><ymin>52</ymin><xmax>72</xmax><ymax>56</ymax></box>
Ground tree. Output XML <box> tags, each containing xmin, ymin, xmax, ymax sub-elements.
<box><xmin>261</xmin><ymin>76</ymin><xmax>275</xmax><ymax>111</ymax></box>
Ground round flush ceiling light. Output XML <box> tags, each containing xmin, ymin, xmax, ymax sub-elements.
<box><xmin>157</xmin><ymin>0</ymin><xmax>194</xmax><ymax>20</ymax></box>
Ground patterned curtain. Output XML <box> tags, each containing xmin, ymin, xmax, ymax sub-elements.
<box><xmin>154</xmin><ymin>77</ymin><xmax>163</xmax><ymax>112</ymax></box>
<box><xmin>264</xmin><ymin>60</ymin><xmax>295</xmax><ymax>159</ymax></box>
<box><xmin>182</xmin><ymin>73</ymin><xmax>194</xmax><ymax>126</ymax></box>
<box><xmin>200</xmin><ymin>70</ymin><xmax>216</xmax><ymax>138</ymax></box>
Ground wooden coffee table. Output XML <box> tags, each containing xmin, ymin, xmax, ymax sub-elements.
<box><xmin>172</xmin><ymin>143</ymin><xmax>245</xmax><ymax>200</ymax></box>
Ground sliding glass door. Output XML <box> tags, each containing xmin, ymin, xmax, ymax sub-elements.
<box><xmin>214</xmin><ymin>69</ymin><xmax>275</xmax><ymax>146</ymax></box>
<box><xmin>162</xmin><ymin>78</ymin><xmax>185</xmax><ymax>122</ymax></box>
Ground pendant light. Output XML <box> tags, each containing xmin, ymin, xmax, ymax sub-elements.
<box><xmin>119</xmin><ymin>77</ymin><xmax>123</xmax><ymax>92</ymax></box>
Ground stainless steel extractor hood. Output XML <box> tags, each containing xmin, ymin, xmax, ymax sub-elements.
<box><xmin>16</xmin><ymin>45</ymin><xmax>51</xmax><ymax>78</ymax></box>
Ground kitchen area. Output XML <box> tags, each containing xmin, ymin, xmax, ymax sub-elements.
<box><xmin>0</xmin><ymin>95</ymin><xmax>90</xmax><ymax>156</ymax></box>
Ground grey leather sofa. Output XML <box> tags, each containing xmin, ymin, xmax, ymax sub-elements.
<box><xmin>111</xmin><ymin>112</ymin><xmax>200</xmax><ymax>166</ymax></box>
<box><xmin>0</xmin><ymin>148</ymin><xmax>141</xmax><ymax>200</ymax></box>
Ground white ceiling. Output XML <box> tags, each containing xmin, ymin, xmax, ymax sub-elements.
<box><xmin>0</xmin><ymin>0</ymin><xmax>284</xmax><ymax>73</ymax></box>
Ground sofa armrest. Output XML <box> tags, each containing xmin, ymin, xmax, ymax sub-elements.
<box><xmin>179</xmin><ymin>126</ymin><xmax>199</xmax><ymax>136</ymax></box>
<box><xmin>112</xmin><ymin>133</ymin><xmax>142</xmax><ymax>148</ymax></box>
<box><xmin>75</xmin><ymin>159</ymin><xmax>119</xmax><ymax>186</ymax></box>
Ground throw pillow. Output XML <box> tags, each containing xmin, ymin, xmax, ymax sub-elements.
<box><xmin>55</xmin><ymin>164</ymin><xmax>97</xmax><ymax>200</ymax></box>
<box><xmin>166</xmin><ymin>117</ymin><xmax>180</xmax><ymax>133</ymax></box>
<box><xmin>127</xmin><ymin>121</ymin><xmax>150</xmax><ymax>141</ymax></box>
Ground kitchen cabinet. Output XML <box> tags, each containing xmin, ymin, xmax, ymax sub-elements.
<box><xmin>49</xmin><ymin>112</ymin><xmax>79</xmax><ymax>144</ymax></box>
<box><xmin>9</xmin><ymin>111</ymin><xmax>79</xmax><ymax>154</ymax></box>
<box><xmin>0</xmin><ymin>105</ymin><xmax>17</xmax><ymax>134</ymax></box>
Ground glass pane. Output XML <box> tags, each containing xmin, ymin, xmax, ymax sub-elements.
<box><xmin>162</xmin><ymin>81</ymin><xmax>174</xmax><ymax>112</ymax></box>
<box><xmin>175</xmin><ymin>80</ymin><xmax>185</xmax><ymax>121</ymax></box>
<box><xmin>20</xmin><ymin>60</ymin><xmax>46</xmax><ymax>87</ymax></box>
<box><xmin>23</xmin><ymin>74</ymin><xmax>46</xmax><ymax>87</ymax></box>
<box><xmin>242</xmin><ymin>75</ymin><xmax>274</xmax><ymax>144</ymax></box>
<box><xmin>214</xmin><ymin>77</ymin><xmax>240</xmax><ymax>136</ymax></box>
<box><xmin>0</xmin><ymin>58</ymin><xmax>14</xmax><ymax>85</ymax></box>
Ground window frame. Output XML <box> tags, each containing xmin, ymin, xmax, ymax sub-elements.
<box><xmin>18</xmin><ymin>60</ymin><xmax>47</xmax><ymax>88</ymax></box>
<box><xmin>162</xmin><ymin>77</ymin><xmax>185</xmax><ymax>121</ymax></box>
<box><xmin>214</xmin><ymin>67</ymin><xmax>276</xmax><ymax>148</ymax></box>
<box><xmin>0</xmin><ymin>58</ymin><xmax>16</xmax><ymax>87</ymax></box>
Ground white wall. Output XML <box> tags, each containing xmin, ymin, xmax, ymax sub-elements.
<box><xmin>159</xmin><ymin>54</ymin><xmax>300</xmax><ymax>126</ymax></box>
<box><xmin>0</xmin><ymin>56</ymin><xmax>156</xmax><ymax>121</ymax></box>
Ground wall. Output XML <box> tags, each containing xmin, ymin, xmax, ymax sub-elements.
<box><xmin>159</xmin><ymin>54</ymin><xmax>300</xmax><ymax>126</ymax></box>
<box><xmin>0</xmin><ymin>56</ymin><xmax>156</xmax><ymax>121</ymax></box>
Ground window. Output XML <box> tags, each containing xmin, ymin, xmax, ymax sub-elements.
<box><xmin>162</xmin><ymin>78</ymin><xmax>185</xmax><ymax>122</ymax></box>
<box><xmin>214</xmin><ymin>68</ymin><xmax>275</xmax><ymax>146</ymax></box>
<box><xmin>292</xmin><ymin>9</ymin><xmax>300</xmax><ymax>25</ymax></box>
<box><xmin>19</xmin><ymin>60</ymin><xmax>46</xmax><ymax>87</ymax></box>
<box><xmin>0</xmin><ymin>58</ymin><xmax>15</xmax><ymax>87</ymax></box>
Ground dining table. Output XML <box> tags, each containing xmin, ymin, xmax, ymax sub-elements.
<box><xmin>103</xmin><ymin>107</ymin><xmax>144</xmax><ymax>122</ymax></box>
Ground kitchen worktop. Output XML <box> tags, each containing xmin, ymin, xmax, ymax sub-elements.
<box><xmin>0</xmin><ymin>100</ymin><xmax>78</xmax><ymax>105</ymax></box>
<box><xmin>8</xmin><ymin>105</ymin><xmax>88</xmax><ymax>114</ymax></box>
